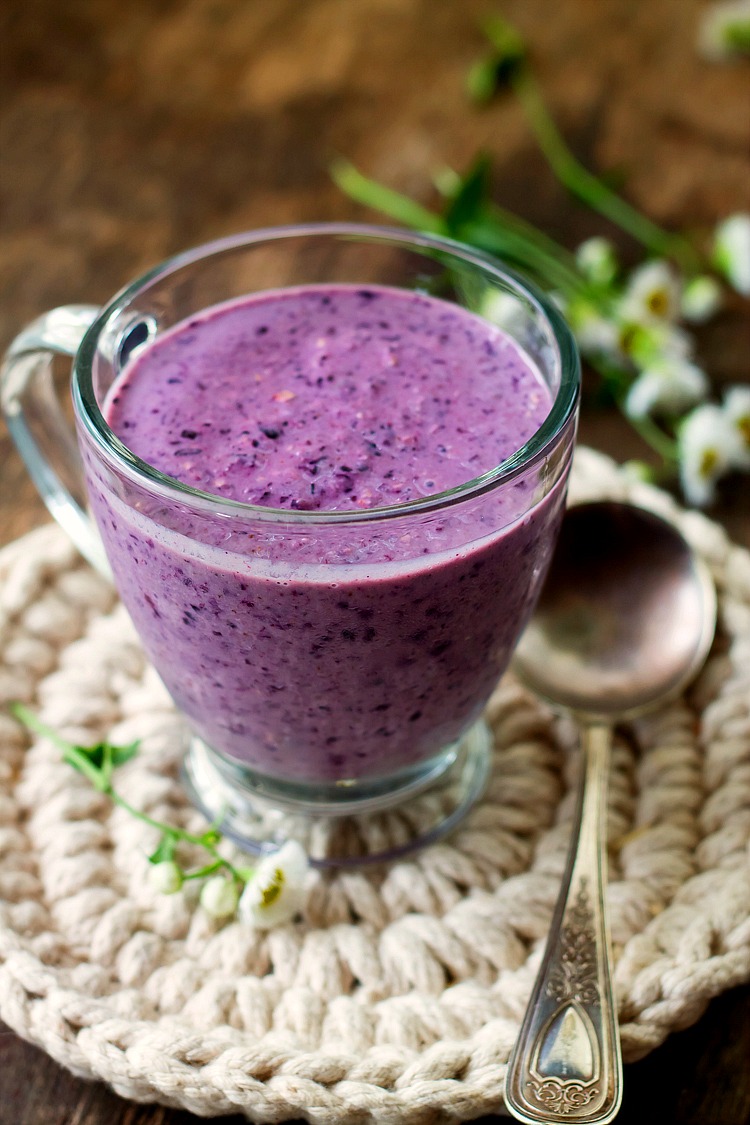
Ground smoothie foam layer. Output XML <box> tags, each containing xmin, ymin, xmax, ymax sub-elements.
<box><xmin>105</xmin><ymin>285</ymin><xmax>550</xmax><ymax>513</ymax></box>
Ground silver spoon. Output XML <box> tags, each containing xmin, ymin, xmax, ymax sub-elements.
<box><xmin>504</xmin><ymin>500</ymin><xmax>717</xmax><ymax>1125</ymax></box>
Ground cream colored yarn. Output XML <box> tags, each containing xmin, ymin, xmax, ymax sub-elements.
<box><xmin>1</xmin><ymin>447</ymin><xmax>748</xmax><ymax>1124</ymax></box>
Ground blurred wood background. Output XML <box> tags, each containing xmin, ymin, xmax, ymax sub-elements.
<box><xmin>1</xmin><ymin>1</ymin><xmax>748</xmax><ymax>1122</ymax></box>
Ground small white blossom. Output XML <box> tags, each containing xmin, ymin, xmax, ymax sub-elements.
<box><xmin>200</xmin><ymin>875</ymin><xmax>240</xmax><ymax>919</ymax></box>
<box><xmin>723</xmin><ymin>385</ymin><xmax>750</xmax><ymax>467</ymax></box>
<box><xmin>680</xmin><ymin>275</ymin><xmax>723</xmax><ymax>322</ymax></box>
<box><xmin>698</xmin><ymin>0</ymin><xmax>750</xmax><ymax>60</ymax></box>
<box><xmin>714</xmin><ymin>213</ymin><xmax>750</xmax><ymax>296</ymax></box>
<box><xmin>619</xmin><ymin>260</ymin><xmax>682</xmax><ymax>326</ymax></box>
<box><xmin>679</xmin><ymin>403</ymin><xmax>735</xmax><ymax>506</ymax></box>
<box><xmin>625</xmin><ymin>356</ymin><xmax>710</xmax><ymax>419</ymax></box>
<box><xmin>238</xmin><ymin>840</ymin><xmax>309</xmax><ymax>929</ymax></box>
<box><xmin>148</xmin><ymin>860</ymin><xmax>183</xmax><ymax>895</ymax></box>
<box><xmin>575</xmin><ymin>237</ymin><xmax>618</xmax><ymax>286</ymax></box>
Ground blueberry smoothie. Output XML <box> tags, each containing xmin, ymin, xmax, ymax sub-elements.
<box><xmin>86</xmin><ymin>284</ymin><xmax>569</xmax><ymax>786</ymax></box>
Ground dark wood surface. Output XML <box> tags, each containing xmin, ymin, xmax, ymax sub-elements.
<box><xmin>1</xmin><ymin>2</ymin><xmax>748</xmax><ymax>1122</ymax></box>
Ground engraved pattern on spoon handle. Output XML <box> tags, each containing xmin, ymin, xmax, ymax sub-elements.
<box><xmin>505</xmin><ymin>723</ymin><xmax>623</xmax><ymax>1124</ymax></box>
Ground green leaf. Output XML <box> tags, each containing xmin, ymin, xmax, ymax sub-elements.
<box><xmin>64</xmin><ymin>739</ymin><xmax>139</xmax><ymax>774</ymax></box>
<box><xmin>466</xmin><ymin>56</ymin><xmax>501</xmax><ymax>104</ymax></box>
<box><xmin>443</xmin><ymin>154</ymin><xmax>493</xmax><ymax>234</ymax></box>
<box><xmin>477</xmin><ymin>15</ymin><xmax>527</xmax><ymax>89</ymax></box>
<box><xmin>110</xmin><ymin>740</ymin><xmax>140</xmax><ymax>767</ymax></box>
<box><xmin>148</xmin><ymin>835</ymin><xmax>177</xmax><ymax>865</ymax></box>
<box><xmin>200</xmin><ymin>829</ymin><xmax>222</xmax><ymax>847</ymax></box>
<box><xmin>481</xmin><ymin>14</ymin><xmax>527</xmax><ymax>63</ymax></box>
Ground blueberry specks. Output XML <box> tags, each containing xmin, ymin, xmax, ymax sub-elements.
<box><xmin>105</xmin><ymin>284</ymin><xmax>549</xmax><ymax>518</ymax></box>
<box><xmin>144</xmin><ymin>594</ymin><xmax>161</xmax><ymax>618</ymax></box>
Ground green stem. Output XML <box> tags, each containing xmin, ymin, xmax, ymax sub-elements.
<box><xmin>182</xmin><ymin>860</ymin><xmax>226</xmax><ymax>881</ymax></box>
<box><xmin>108</xmin><ymin>790</ymin><xmax>236</xmax><ymax>870</ymax></box>
<box><xmin>10</xmin><ymin>702</ymin><xmax>246</xmax><ymax>880</ymax></box>
<box><xmin>332</xmin><ymin>159</ymin><xmax>589</xmax><ymax>297</ymax></box>
<box><xmin>488</xmin><ymin>201</ymin><xmax>581</xmax><ymax>274</ymax></box>
<box><xmin>12</xmin><ymin>702</ymin><xmax>80</xmax><ymax>755</ymax></box>
<box><xmin>458</xmin><ymin>219</ymin><xmax>581</xmax><ymax>294</ymax></box>
<box><xmin>511</xmin><ymin>68</ymin><xmax>698</xmax><ymax>271</ymax></box>
<box><xmin>331</xmin><ymin>159</ymin><xmax>444</xmax><ymax>233</ymax></box>
<box><xmin>627</xmin><ymin>411</ymin><xmax>680</xmax><ymax>464</ymax></box>
<box><xmin>474</xmin><ymin>208</ymin><xmax>587</xmax><ymax>294</ymax></box>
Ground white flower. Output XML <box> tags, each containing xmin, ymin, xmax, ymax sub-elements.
<box><xmin>624</xmin><ymin>356</ymin><xmax>710</xmax><ymax>419</ymax></box>
<box><xmin>575</xmin><ymin>237</ymin><xmax>618</xmax><ymax>286</ymax></box>
<box><xmin>679</xmin><ymin>404</ymin><xmax>735</xmax><ymax>506</ymax></box>
<box><xmin>680</xmin><ymin>275</ymin><xmax>723</xmax><ymax>322</ymax></box>
<box><xmin>714</xmin><ymin>213</ymin><xmax>750</xmax><ymax>296</ymax></box>
<box><xmin>148</xmin><ymin>860</ymin><xmax>183</xmax><ymax>894</ymax></box>
<box><xmin>698</xmin><ymin>0</ymin><xmax>750</xmax><ymax>60</ymax></box>
<box><xmin>723</xmin><ymin>385</ymin><xmax>750</xmax><ymax>467</ymax></box>
<box><xmin>619</xmin><ymin>260</ymin><xmax>682</xmax><ymax>326</ymax></box>
<box><xmin>200</xmin><ymin>875</ymin><xmax>240</xmax><ymax>919</ymax></box>
<box><xmin>238</xmin><ymin>840</ymin><xmax>309</xmax><ymax>929</ymax></box>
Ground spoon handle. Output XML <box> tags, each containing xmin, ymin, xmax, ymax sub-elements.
<box><xmin>504</xmin><ymin>723</ymin><xmax>622</xmax><ymax>1124</ymax></box>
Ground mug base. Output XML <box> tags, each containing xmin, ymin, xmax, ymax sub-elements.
<box><xmin>181</xmin><ymin>720</ymin><xmax>491</xmax><ymax>868</ymax></box>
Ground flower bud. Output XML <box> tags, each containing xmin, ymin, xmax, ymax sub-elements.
<box><xmin>148</xmin><ymin>861</ymin><xmax>183</xmax><ymax>895</ymax></box>
<box><xmin>200</xmin><ymin>876</ymin><xmax>240</xmax><ymax>920</ymax></box>
<box><xmin>680</xmin><ymin>276</ymin><xmax>722</xmax><ymax>323</ymax></box>
<box><xmin>575</xmin><ymin>237</ymin><xmax>618</xmax><ymax>286</ymax></box>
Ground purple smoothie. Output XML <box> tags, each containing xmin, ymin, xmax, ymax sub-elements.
<box><xmin>87</xmin><ymin>285</ymin><xmax>567</xmax><ymax>785</ymax></box>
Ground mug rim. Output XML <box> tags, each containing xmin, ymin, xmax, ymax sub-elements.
<box><xmin>73</xmin><ymin>222</ymin><xmax>581</xmax><ymax>526</ymax></box>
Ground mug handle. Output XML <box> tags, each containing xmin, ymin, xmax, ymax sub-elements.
<box><xmin>1</xmin><ymin>305</ymin><xmax>111</xmax><ymax>576</ymax></box>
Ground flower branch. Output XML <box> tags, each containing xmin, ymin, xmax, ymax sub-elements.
<box><xmin>332</xmin><ymin>17</ymin><xmax>750</xmax><ymax>507</ymax></box>
<box><xmin>10</xmin><ymin>703</ymin><xmax>309</xmax><ymax>928</ymax></box>
<box><xmin>474</xmin><ymin>15</ymin><xmax>698</xmax><ymax>269</ymax></box>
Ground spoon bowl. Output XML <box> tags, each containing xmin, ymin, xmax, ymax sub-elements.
<box><xmin>514</xmin><ymin>501</ymin><xmax>717</xmax><ymax>719</ymax></box>
<box><xmin>504</xmin><ymin>500</ymin><xmax>717</xmax><ymax>1125</ymax></box>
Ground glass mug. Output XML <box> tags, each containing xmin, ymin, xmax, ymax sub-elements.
<box><xmin>1</xmin><ymin>224</ymin><xmax>580</xmax><ymax>864</ymax></box>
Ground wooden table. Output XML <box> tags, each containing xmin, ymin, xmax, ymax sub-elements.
<box><xmin>1</xmin><ymin>2</ymin><xmax>748</xmax><ymax>1122</ymax></box>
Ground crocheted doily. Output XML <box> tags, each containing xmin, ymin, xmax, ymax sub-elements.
<box><xmin>1</xmin><ymin>447</ymin><xmax>749</xmax><ymax>1124</ymax></box>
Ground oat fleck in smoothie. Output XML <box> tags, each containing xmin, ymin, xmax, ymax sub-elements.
<box><xmin>91</xmin><ymin>285</ymin><xmax>565</xmax><ymax>784</ymax></box>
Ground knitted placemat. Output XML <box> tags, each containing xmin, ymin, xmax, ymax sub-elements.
<box><xmin>1</xmin><ymin>447</ymin><xmax>749</xmax><ymax>1124</ymax></box>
